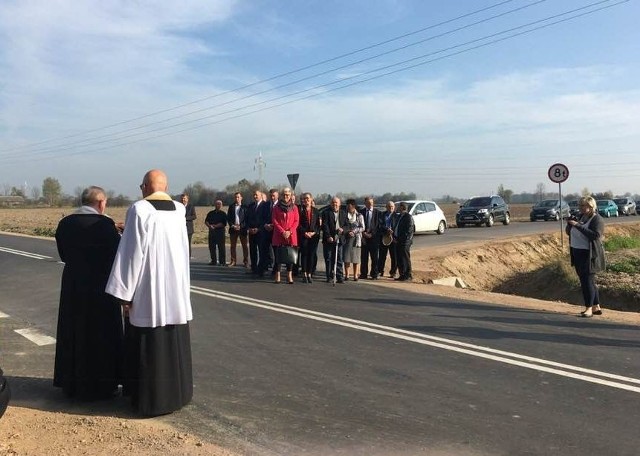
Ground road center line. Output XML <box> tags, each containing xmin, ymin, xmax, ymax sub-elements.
<box><xmin>14</xmin><ymin>328</ymin><xmax>56</xmax><ymax>346</ymax></box>
<box><xmin>0</xmin><ymin>246</ymin><xmax>52</xmax><ymax>260</ymax></box>
<box><xmin>191</xmin><ymin>285</ymin><xmax>640</xmax><ymax>394</ymax></box>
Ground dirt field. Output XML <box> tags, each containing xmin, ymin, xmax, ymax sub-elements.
<box><xmin>1</xmin><ymin>206</ymin><xmax>638</xmax><ymax>455</ymax></box>
<box><xmin>0</xmin><ymin>203</ymin><xmax>535</xmax><ymax>243</ymax></box>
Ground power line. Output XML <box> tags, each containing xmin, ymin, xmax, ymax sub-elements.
<box><xmin>0</xmin><ymin>0</ymin><xmax>549</xmax><ymax>159</ymax></box>
<box><xmin>0</xmin><ymin>0</ymin><xmax>520</xmax><ymax>154</ymax></box>
<box><xmin>0</xmin><ymin>0</ymin><xmax>628</xmax><ymax>164</ymax></box>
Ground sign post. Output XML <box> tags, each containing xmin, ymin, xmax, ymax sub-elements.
<box><xmin>287</xmin><ymin>173</ymin><xmax>299</xmax><ymax>191</ymax></box>
<box><xmin>547</xmin><ymin>163</ymin><xmax>570</xmax><ymax>249</ymax></box>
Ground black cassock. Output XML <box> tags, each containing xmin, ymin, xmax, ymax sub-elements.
<box><xmin>54</xmin><ymin>212</ymin><xmax>123</xmax><ymax>400</ymax></box>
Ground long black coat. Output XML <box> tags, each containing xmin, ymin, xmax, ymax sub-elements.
<box><xmin>54</xmin><ymin>212</ymin><xmax>123</xmax><ymax>399</ymax></box>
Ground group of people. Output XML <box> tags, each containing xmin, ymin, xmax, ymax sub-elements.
<box><xmin>52</xmin><ymin>176</ymin><xmax>604</xmax><ymax>419</ymax></box>
<box><xmin>54</xmin><ymin>169</ymin><xmax>193</xmax><ymax>417</ymax></box>
<box><xmin>203</xmin><ymin>190</ymin><xmax>416</xmax><ymax>284</ymax></box>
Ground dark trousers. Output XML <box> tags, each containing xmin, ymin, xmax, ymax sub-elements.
<box><xmin>187</xmin><ymin>233</ymin><xmax>193</xmax><ymax>257</ymax></box>
<box><xmin>258</xmin><ymin>232</ymin><xmax>273</xmax><ymax>273</ymax></box>
<box><xmin>572</xmin><ymin>248</ymin><xmax>600</xmax><ymax>306</ymax></box>
<box><xmin>248</xmin><ymin>233</ymin><xmax>260</xmax><ymax>273</ymax></box>
<box><xmin>378</xmin><ymin>242</ymin><xmax>397</xmax><ymax>275</ymax></box>
<box><xmin>360</xmin><ymin>237</ymin><xmax>380</xmax><ymax>278</ymax></box>
<box><xmin>323</xmin><ymin>242</ymin><xmax>344</xmax><ymax>280</ymax></box>
<box><xmin>208</xmin><ymin>230</ymin><xmax>225</xmax><ymax>265</ymax></box>
<box><xmin>300</xmin><ymin>237</ymin><xmax>320</xmax><ymax>275</ymax></box>
<box><xmin>396</xmin><ymin>242</ymin><xmax>412</xmax><ymax>279</ymax></box>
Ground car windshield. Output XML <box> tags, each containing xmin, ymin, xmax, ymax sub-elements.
<box><xmin>568</xmin><ymin>201</ymin><xmax>578</xmax><ymax>207</ymax></box>
<box><xmin>537</xmin><ymin>200</ymin><xmax>558</xmax><ymax>207</ymax></box>
<box><xmin>596</xmin><ymin>200</ymin><xmax>609</xmax><ymax>207</ymax></box>
<box><xmin>614</xmin><ymin>198</ymin><xmax>627</xmax><ymax>204</ymax></box>
<box><xmin>463</xmin><ymin>197</ymin><xmax>491</xmax><ymax>207</ymax></box>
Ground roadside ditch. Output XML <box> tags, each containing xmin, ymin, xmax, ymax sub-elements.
<box><xmin>412</xmin><ymin>223</ymin><xmax>640</xmax><ymax>313</ymax></box>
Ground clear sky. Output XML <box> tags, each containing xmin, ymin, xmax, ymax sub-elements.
<box><xmin>1</xmin><ymin>0</ymin><xmax>638</xmax><ymax>200</ymax></box>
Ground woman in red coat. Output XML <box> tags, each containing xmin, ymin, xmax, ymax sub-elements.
<box><xmin>272</xmin><ymin>187</ymin><xmax>300</xmax><ymax>284</ymax></box>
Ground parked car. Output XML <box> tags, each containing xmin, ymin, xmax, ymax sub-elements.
<box><xmin>530</xmin><ymin>199</ymin><xmax>570</xmax><ymax>221</ymax></box>
<box><xmin>596</xmin><ymin>199</ymin><xmax>619</xmax><ymax>218</ymax></box>
<box><xmin>637</xmin><ymin>201</ymin><xmax>640</xmax><ymax>215</ymax></box>
<box><xmin>456</xmin><ymin>195</ymin><xmax>510</xmax><ymax>227</ymax></box>
<box><xmin>396</xmin><ymin>200</ymin><xmax>447</xmax><ymax>234</ymax></box>
<box><xmin>567</xmin><ymin>200</ymin><xmax>580</xmax><ymax>217</ymax></box>
<box><xmin>613</xmin><ymin>197</ymin><xmax>637</xmax><ymax>216</ymax></box>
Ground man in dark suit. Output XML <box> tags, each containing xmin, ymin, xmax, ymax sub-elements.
<box><xmin>226</xmin><ymin>192</ymin><xmax>248</xmax><ymax>267</ymax></box>
<box><xmin>258</xmin><ymin>189</ymin><xmax>278</xmax><ymax>276</ymax></box>
<box><xmin>181</xmin><ymin>193</ymin><xmax>196</xmax><ymax>259</ymax></box>
<box><xmin>359</xmin><ymin>196</ymin><xmax>382</xmax><ymax>279</ymax></box>
<box><xmin>321</xmin><ymin>197</ymin><xmax>347</xmax><ymax>283</ymax></box>
<box><xmin>378</xmin><ymin>201</ymin><xmax>398</xmax><ymax>278</ymax></box>
<box><xmin>246</xmin><ymin>190</ymin><xmax>264</xmax><ymax>274</ymax></box>
<box><xmin>204</xmin><ymin>200</ymin><xmax>227</xmax><ymax>265</ymax></box>
<box><xmin>394</xmin><ymin>202</ymin><xmax>415</xmax><ymax>281</ymax></box>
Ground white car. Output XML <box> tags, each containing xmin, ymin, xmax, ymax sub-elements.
<box><xmin>396</xmin><ymin>200</ymin><xmax>447</xmax><ymax>234</ymax></box>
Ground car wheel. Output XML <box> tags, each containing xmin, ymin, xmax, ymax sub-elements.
<box><xmin>615</xmin><ymin>210</ymin><xmax>619</xmax><ymax>217</ymax></box>
<box><xmin>554</xmin><ymin>213</ymin><xmax>560</xmax><ymax>221</ymax></box>
<box><xmin>436</xmin><ymin>220</ymin><xmax>446</xmax><ymax>235</ymax></box>
<box><xmin>605</xmin><ymin>210</ymin><xmax>610</xmax><ymax>218</ymax></box>
<box><xmin>530</xmin><ymin>217</ymin><xmax>535</xmax><ymax>222</ymax></box>
<box><xmin>486</xmin><ymin>214</ymin><xmax>494</xmax><ymax>227</ymax></box>
<box><xmin>457</xmin><ymin>223</ymin><xmax>465</xmax><ymax>228</ymax></box>
<box><xmin>503</xmin><ymin>212</ymin><xmax>510</xmax><ymax>225</ymax></box>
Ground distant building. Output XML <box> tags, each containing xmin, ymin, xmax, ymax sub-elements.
<box><xmin>0</xmin><ymin>196</ymin><xmax>25</xmax><ymax>207</ymax></box>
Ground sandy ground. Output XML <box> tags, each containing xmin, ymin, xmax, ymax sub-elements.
<box><xmin>1</xmin><ymin>223</ymin><xmax>639</xmax><ymax>455</ymax></box>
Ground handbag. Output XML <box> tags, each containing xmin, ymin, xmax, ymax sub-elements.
<box><xmin>277</xmin><ymin>245</ymin><xmax>298</xmax><ymax>265</ymax></box>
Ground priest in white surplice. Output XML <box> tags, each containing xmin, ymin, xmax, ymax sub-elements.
<box><xmin>106</xmin><ymin>169</ymin><xmax>193</xmax><ymax>417</ymax></box>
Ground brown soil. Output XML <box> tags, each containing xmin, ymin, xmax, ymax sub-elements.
<box><xmin>1</xmin><ymin>214</ymin><xmax>639</xmax><ymax>455</ymax></box>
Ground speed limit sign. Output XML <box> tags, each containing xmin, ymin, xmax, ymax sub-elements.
<box><xmin>548</xmin><ymin>163</ymin><xmax>569</xmax><ymax>183</ymax></box>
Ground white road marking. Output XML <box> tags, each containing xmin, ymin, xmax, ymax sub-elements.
<box><xmin>14</xmin><ymin>328</ymin><xmax>56</xmax><ymax>346</ymax></box>
<box><xmin>191</xmin><ymin>285</ymin><xmax>640</xmax><ymax>394</ymax></box>
<box><xmin>0</xmin><ymin>311</ymin><xmax>9</xmax><ymax>318</ymax></box>
<box><xmin>0</xmin><ymin>246</ymin><xmax>52</xmax><ymax>260</ymax></box>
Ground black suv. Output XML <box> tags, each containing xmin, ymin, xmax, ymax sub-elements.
<box><xmin>456</xmin><ymin>196</ymin><xmax>510</xmax><ymax>227</ymax></box>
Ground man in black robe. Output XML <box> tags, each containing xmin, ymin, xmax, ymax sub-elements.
<box><xmin>54</xmin><ymin>186</ymin><xmax>123</xmax><ymax>400</ymax></box>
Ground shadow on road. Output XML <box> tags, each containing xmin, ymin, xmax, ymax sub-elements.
<box><xmin>5</xmin><ymin>375</ymin><xmax>137</xmax><ymax>418</ymax></box>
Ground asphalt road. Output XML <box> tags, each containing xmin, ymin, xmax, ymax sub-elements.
<box><xmin>412</xmin><ymin>215</ymin><xmax>639</xmax><ymax>250</ymax></box>
<box><xmin>1</xmin><ymin>230</ymin><xmax>640</xmax><ymax>455</ymax></box>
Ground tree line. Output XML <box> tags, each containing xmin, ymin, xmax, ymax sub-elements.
<box><xmin>3</xmin><ymin>177</ymin><xmax>638</xmax><ymax>208</ymax></box>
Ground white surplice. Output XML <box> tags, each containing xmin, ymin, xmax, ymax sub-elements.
<box><xmin>106</xmin><ymin>193</ymin><xmax>193</xmax><ymax>328</ymax></box>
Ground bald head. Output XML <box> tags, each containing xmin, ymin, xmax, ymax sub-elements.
<box><xmin>141</xmin><ymin>169</ymin><xmax>168</xmax><ymax>196</ymax></box>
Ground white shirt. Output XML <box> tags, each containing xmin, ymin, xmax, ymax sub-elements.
<box><xmin>106</xmin><ymin>195</ymin><xmax>193</xmax><ymax>328</ymax></box>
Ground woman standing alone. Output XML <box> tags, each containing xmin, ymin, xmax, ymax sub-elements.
<box><xmin>566</xmin><ymin>196</ymin><xmax>606</xmax><ymax>317</ymax></box>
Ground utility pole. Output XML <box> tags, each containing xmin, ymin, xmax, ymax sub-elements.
<box><xmin>254</xmin><ymin>152</ymin><xmax>266</xmax><ymax>185</ymax></box>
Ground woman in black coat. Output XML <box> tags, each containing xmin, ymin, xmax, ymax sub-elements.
<box><xmin>566</xmin><ymin>196</ymin><xmax>606</xmax><ymax>317</ymax></box>
<box><xmin>297</xmin><ymin>193</ymin><xmax>321</xmax><ymax>283</ymax></box>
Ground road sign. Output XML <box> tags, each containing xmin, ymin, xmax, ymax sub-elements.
<box><xmin>548</xmin><ymin>163</ymin><xmax>569</xmax><ymax>183</ymax></box>
<box><xmin>287</xmin><ymin>173</ymin><xmax>299</xmax><ymax>190</ymax></box>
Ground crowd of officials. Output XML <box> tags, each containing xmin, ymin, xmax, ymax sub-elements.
<box><xmin>201</xmin><ymin>188</ymin><xmax>416</xmax><ymax>284</ymax></box>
